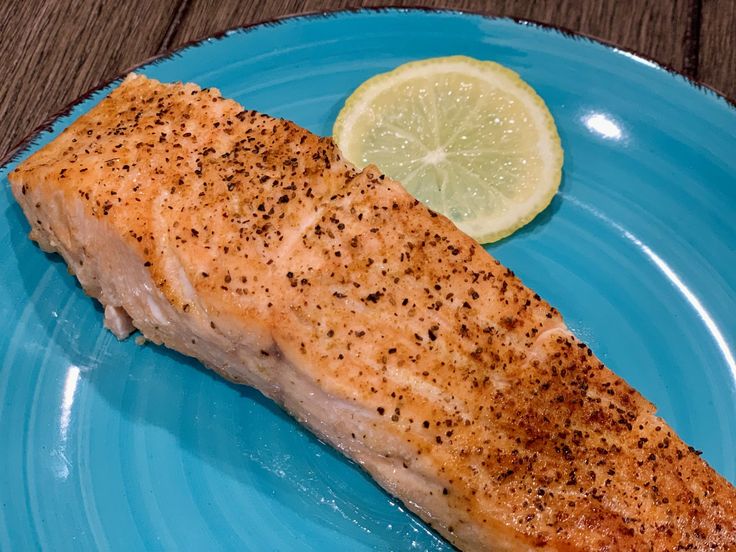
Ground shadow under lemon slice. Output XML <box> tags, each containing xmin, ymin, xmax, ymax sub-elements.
<box><xmin>333</xmin><ymin>55</ymin><xmax>563</xmax><ymax>244</ymax></box>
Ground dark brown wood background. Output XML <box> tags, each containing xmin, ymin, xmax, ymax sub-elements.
<box><xmin>1</xmin><ymin>0</ymin><xmax>734</xmax><ymax>162</ymax></box>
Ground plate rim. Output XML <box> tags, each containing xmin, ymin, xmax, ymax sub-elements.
<box><xmin>1</xmin><ymin>5</ymin><xmax>734</xmax><ymax>169</ymax></box>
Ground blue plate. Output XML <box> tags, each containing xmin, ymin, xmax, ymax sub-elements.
<box><xmin>1</xmin><ymin>9</ymin><xmax>734</xmax><ymax>550</ymax></box>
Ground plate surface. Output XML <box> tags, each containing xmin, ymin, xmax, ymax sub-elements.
<box><xmin>1</xmin><ymin>9</ymin><xmax>735</xmax><ymax>550</ymax></box>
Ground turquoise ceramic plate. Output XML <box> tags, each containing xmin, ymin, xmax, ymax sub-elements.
<box><xmin>1</xmin><ymin>9</ymin><xmax>734</xmax><ymax>550</ymax></box>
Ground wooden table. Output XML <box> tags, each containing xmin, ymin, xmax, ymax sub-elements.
<box><xmin>1</xmin><ymin>0</ymin><xmax>734</xmax><ymax>162</ymax></box>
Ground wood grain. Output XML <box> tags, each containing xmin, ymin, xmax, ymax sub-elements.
<box><xmin>1</xmin><ymin>0</ymin><xmax>734</xmax><ymax>163</ymax></box>
<box><xmin>172</xmin><ymin>0</ymin><xmax>692</xmax><ymax>75</ymax></box>
<box><xmin>699</xmin><ymin>0</ymin><xmax>736</xmax><ymax>99</ymax></box>
<box><xmin>0</xmin><ymin>0</ymin><xmax>179</xmax><ymax>160</ymax></box>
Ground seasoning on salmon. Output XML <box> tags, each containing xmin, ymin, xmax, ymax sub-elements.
<box><xmin>9</xmin><ymin>74</ymin><xmax>736</xmax><ymax>551</ymax></box>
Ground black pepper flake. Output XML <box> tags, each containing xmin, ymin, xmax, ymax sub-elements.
<box><xmin>428</xmin><ymin>329</ymin><xmax>437</xmax><ymax>341</ymax></box>
<box><xmin>561</xmin><ymin>444</ymin><xmax>574</xmax><ymax>461</ymax></box>
<box><xmin>377</xmin><ymin>407</ymin><xmax>385</xmax><ymax>415</ymax></box>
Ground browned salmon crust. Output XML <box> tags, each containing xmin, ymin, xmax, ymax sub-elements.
<box><xmin>9</xmin><ymin>74</ymin><xmax>736</xmax><ymax>551</ymax></box>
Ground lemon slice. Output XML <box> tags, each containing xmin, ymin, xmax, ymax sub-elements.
<box><xmin>333</xmin><ymin>56</ymin><xmax>563</xmax><ymax>243</ymax></box>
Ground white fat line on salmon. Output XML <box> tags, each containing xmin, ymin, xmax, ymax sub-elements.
<box><xmin>153</xmin><ymin>189</ymin><xmax>202</xmax><ymax>316</ymax></box>
<box><xmin>274</xmin><ymin>195</ymin><xmax>331</xmax><ymax>261</ymax></box>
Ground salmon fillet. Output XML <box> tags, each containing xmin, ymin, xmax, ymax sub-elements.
<box><xmin>9</xmin><ymin>74</ymin><xmax>736</xmax><ymax>551</ymax></box>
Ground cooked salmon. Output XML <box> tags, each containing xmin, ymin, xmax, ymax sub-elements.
<box><xmin>9</xmin><ymin>74</ymin><xmax>736</xmax><ymax>551</ymax></box>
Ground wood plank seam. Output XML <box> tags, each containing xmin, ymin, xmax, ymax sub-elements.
<box><xmin>683</xmin><ymin>0</ymin><xmax>702</xmax><ymax>78</ymax></box>
<box><xmin>158</xmin><ymin>0</ymin><xmax>193</xmax><ymax>53</ymax></box>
